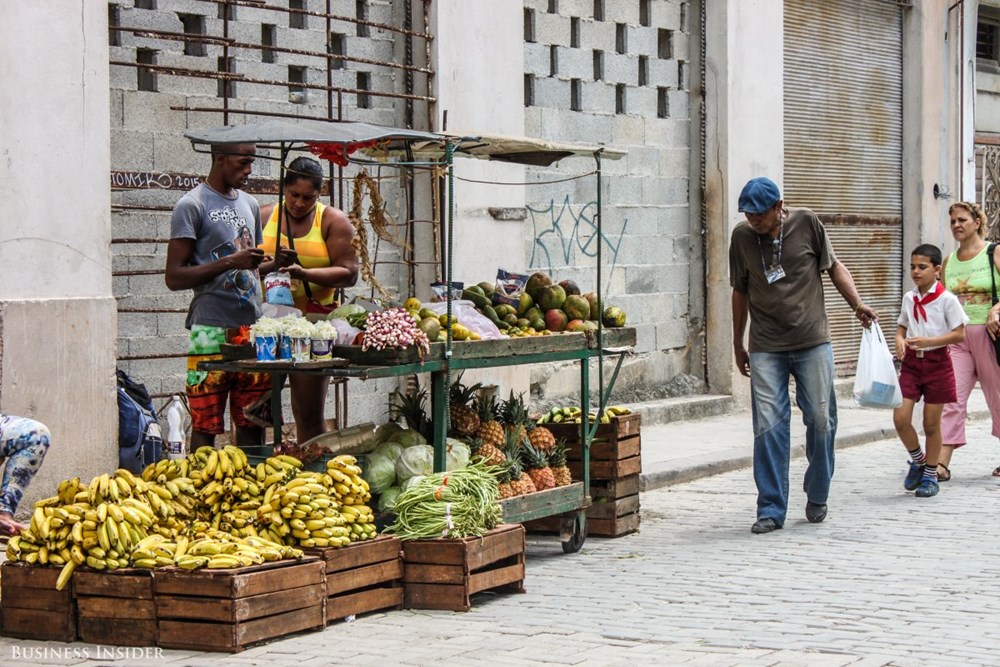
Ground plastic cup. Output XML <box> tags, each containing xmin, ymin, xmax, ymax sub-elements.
<box><xmin>278</xmin><ymin>335</ymin><xmax>292</xmax><ymax>360</ymax></box>
<box><xmin>255</xmin><ymin>335</ymin><xmax>278</xmax><ymax>361</ymax></box>
<box><xmin>311</xmin><ymin>338</ymin><xmax>334</xmax><ymax>360</ymax></box>
<box><xmin>290</xmin><ymin>336</ymin><xmax>312</xmax><ymax>362</ymax></box>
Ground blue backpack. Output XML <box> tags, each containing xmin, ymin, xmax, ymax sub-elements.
<box><xmin>116</xmin><ymin>370</ymin><xmax>164</xmax><ymax>474</ymax></box>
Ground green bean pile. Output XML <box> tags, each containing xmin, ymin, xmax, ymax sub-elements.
<box><xmin>389</xmin><ymin>462</ymin><xmax>502</xmax><ymax>540</ymax></box>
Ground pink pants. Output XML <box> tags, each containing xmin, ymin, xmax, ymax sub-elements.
<box><xmin>942</xmin><ymin>324</ymin><xmax>1000</xmax><ymax>446</ymax></box>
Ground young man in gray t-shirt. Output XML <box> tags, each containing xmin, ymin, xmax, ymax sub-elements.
<box><xmin>166</xmin><ymin>143</ymin><xmax>294</xmax><ymax>449</ymax></box>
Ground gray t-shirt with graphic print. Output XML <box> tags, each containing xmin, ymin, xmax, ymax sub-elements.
<box><xmin>170</xmin><ymin>183</ymin><xmax>263</xmax><ymax>329</ymax></box>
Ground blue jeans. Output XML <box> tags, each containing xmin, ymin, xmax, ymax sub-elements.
<box><xmin>749</xmin><ymin>343</ymin><xmax>837</xmax><ymax>525</ymax></box>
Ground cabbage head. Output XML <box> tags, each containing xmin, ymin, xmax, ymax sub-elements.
<box><xmin>396</xmin><ymin>428</ymin><xmax>428</xmax><ymax>448</ymax></box>
<box><xmin>378</xmin><ymin>486</ymin><xmax>402</xmax><ymax>512</ymax></box>
<box><xmin>328</xmin><ymin>303</ymin><xmax>367</xmax><ymax>320</ymax></box>
<box><xmin>395</xmin><ymin>444</ymin><xmax>433</xmax><ymax>482</ymax></box>
<box><xmin>372</xmin><ymin>441</ymin><xmax>404</xmax><ymax>464</ymax></box>
<box><xmin>445</xmin><ymin>439</ymin><xmax>471</xmax><ymax>471</ymax></box>
<box><xmin>362</xmin><ymin>452</ymin><xmax>396</xmax><ymax>494</ymax></box>
<box><xmin>374</xmin><ymin>422</ymin><xmax>404</xmax><ymax>445</ymax></box>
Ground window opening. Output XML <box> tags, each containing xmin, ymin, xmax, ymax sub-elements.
<box><xmin>136</xmin><ymin>48</ymin><xmax>157</xmax><ymax>91</ymax></box>
<box><xmin>615</xmin><ymin>83</ymin><xmax>626</xmax><ymax>114</ymax></box>
<box><xmin>290</xmin><ymin>0</ymin><xmax>306</xmax><ymax>29</ymax></box>
<box><xmin>357</xmin><ymin>72</ymin><xmax>371</xmax><ymax>108</ymax></box>
<box><xmin>179</xmin><ymin>14</ymin><xmax>206</xmax><ymax>57</ymax></box>
<box><xmin>657</xmin><ymin>87</ymin><xmax>669</xmax><ymax>118</ymax></box>
<box><xmin>593</xmin><ymin>50</ymin><xmax>604</xmax><ymax>81</ymax></box>
<box><xmin>638</xmin><ymin>55</ymin><xmax>648</xmax><ymax>86</ymax></box>
<box><xmin>570</xmin><ymin>78</ymin><xmax>581</xmax><ymax>111</ymax></box>
<box><xmin>262</xmin><ymin>24</ymin><xmax>276</xmax><ymax>63</ymax></box>
<box><xmin>616</xmin><ymin>23</ymin><xmax>627</xmax><ymax>54</ymax></box>
<box><xmin>550</xmin><ymin>45</ymin><xmax>559</xmax><ymax>77</ymax></box>
<box><xmin>525</xmin><ymin>8</ymin><xmax>536</xmax><ymax>42</ymax></box>
<box><xmin>571</xmin><ymin>17</ymin><xmax>581</xmax><ymax>48</ymax></box>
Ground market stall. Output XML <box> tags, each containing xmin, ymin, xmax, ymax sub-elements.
<box><xmin>186</xmin><ymin>120</ymin><xmax>632</xmax><ymax>554</ymax></box>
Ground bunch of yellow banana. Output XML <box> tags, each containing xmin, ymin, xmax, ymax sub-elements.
<box><xmin>536</xmin><ymin>405</ymin><xmax>631</xmax><ymax>425</ymax></box>
<box><xmin>324</xmin><ymin>456</ymin><xmax>377</xmax><ymax>542</ymax></box>
<box><xmin>7</xmin><ymin>486</ymin><xmax>158</xmax><ymax>590</ymax></box>
<box><xmin>325</xmin><ymin>455</ymin><xmax>372</xmax><ymax>505</ymax></box>
<box><xmin>340</xmin><ymin>504</ymin><xmax>378</xmax><ymax>542</ymax></box>
<box><xmin>257</xmin><ymin>471</ymin><xmax>352</xmax><ymax>548</ymax></box>
<box><xmin>131</xmin><ymin>533</ymin><xmax>302</xmax><ymax>570</ymax></box>
<box><xmin>141</xmin><ymin>457</ymin><xmax>190</xmax><ymax>484</ymax></box>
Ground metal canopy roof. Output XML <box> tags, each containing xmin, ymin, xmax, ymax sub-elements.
<box><xmin>184</xmin><ymin>120</ymin><xmax>626</xmax><ymax>167</ymax></box>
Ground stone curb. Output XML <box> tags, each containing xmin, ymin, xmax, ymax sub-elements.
<box><xmin>639</xmin><ymin>409</ymin><xmax>992</xmax><ymax>493</ymax></box>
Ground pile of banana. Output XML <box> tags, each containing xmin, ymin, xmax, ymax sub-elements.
<box><xmin>184</xmin><ymin>446</ymin><xmax>302</xmax><ymax>537</ymax></box>
<box><xmin>131</xmin><ymin>534</ymin><xmax>303</xmax><ymax>570</ymax></box>
<box><xmin>6</xmin><ymin>469</ymin><xmax>161</xmax><ymax>590</ymax></box>
<box><xmin>258</xmin><ymin>472</ymin><xmax>352</xmax><ymax>547</ymax></box>
<box><xmin>536</xmin><ymin>405</ymin><xmax>631</xmax><ymax>424</ymax></box>
<box><xmin>326</xmin><ymin>455</ymin><xmax>377</xmax><ymax>542</ymax></box>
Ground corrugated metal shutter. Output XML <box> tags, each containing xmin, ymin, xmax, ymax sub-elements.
<box><xmin>784</xmin><ymin>0</ymin><xmax>903</xmax><ymax>371</ymax></box>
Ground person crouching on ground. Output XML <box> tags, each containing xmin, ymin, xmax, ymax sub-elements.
<box><xmin>0</xmin><ymin>414</ymin><xmax>51</xmax><ymax>535</ymax></box>
<box><xmin>730</xmin><ymin>177</ymin><xmax>878</xmax><ymax>535</ymax></box>
<box><xmin>892</xmin><ymin>244</ymin><xmax>967</xmax><ymax>498</ymax></box>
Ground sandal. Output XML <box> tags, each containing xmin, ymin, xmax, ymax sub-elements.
<box><xmin>938</xmin><ymin>464</ymin><xmax>951</xmax><ymax>482</ymax></box>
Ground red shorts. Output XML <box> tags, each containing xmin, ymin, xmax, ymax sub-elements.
<box><xmin>186</xmin><ymin>327</ymin><xmax>270</xmax><ymax>434</ymax></box>
<box><xmin>898</xmin><ymin>347</ymin><xmax>957</xmax><ymax>405</ymax></box>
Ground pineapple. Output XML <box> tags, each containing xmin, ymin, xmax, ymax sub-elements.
<box><xmin>496</xmin><ymin>464</ymin><xmax>515</xmax><ymax>500</ymax></box>
<box><xmin>522</xmin><ymin>442</ymin><xmax>556</xmax><ymax>491</ymax></box>
<box><xmin>469</xmin><ymin>435</ymin><xmax>506</xmax><ymax>467</ymax></box>
<box><xmin>474</xmin><ymin>394</ymin><xmax>505</xmax><ymax>447</ymax></box>
<box><xmin>527</xmin><ymin>422</ymin><xmax>556</xmax><ymax>453</ymax></box>
<box><xmin>500</xmin><ymin>391</ymin><xmax>529</xmax><ymax>446</ymax></box>
<box><xmin>449</xmin><ymin>376</ymin><xmax>482</xmax><ymax>436</ymax></box>
<box><xmin>549</xmin><ymin>439</ymin><xmax>572</xmax><ymax>487</ymax></box>
<box><xmin>389</xmin><ymin>385</ymin><xmax>433</xmax><ymax>443</ymax></box>
<box><xmin>503</xmin><ymin>427</ymin><xmax>535</xmax><ymax>495</ymax></box>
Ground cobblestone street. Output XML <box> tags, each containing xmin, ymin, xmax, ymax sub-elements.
<box><xmin>4</xmin><ymin>421</ymin><xmax>1000</xmax><ymax>666</ymax></box>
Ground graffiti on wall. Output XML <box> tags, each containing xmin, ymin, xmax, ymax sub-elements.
<box><xmin>527</xmin><ymin>196</ymin><xmax>627</xmax><ymax>280</ymax></box>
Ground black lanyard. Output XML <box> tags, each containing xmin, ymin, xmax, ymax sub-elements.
<box><xmin>757</xmin><ymin>214</ymin><xmax>785</xmax><ymax>272</ymax></box>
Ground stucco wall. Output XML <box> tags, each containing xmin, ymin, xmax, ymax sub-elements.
<box><xmin>0</xmin><ymin>2</ymin><xmax>118</xmax><ymax>517</ymax></box>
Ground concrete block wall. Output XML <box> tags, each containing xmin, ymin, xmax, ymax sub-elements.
<box><xmin>110</xmin><ymin>0</ymin><xmax>418</xmax><ymax>432</ymax></box>
<box><xmin>522</xmin><ymin>0</ymin><xmax>700</xmax><ymax>402</ymax></box>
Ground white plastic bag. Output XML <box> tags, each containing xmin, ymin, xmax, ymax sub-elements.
<box><xmin>853</xmin><ymin>322</ymin><xmax>902</xmax><ymax>409</ymax></box>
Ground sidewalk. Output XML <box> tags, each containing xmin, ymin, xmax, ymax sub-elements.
<box><xmin>637</xmin><ymin>389</ymin><xmax>992</xmax><ymax>492</ymax></box>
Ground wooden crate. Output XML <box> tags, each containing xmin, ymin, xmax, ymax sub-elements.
<box><xmin>154</xmin><ymin>558</ymin><xmax>326</xmax><ymax>653</ymax></box>
<box><xmin>546</xmin><ymin>412</ymin><xmax>642</xmax><ymax>448</ymax></box>
<box><xmin>526</xmin><ymin>506</ymin><xmax>641</xmax><ymax>538</ymax></box>
<box><xmin>401</xmin><ymin>524</ymin><xmax>525</xmax><ymax>612</ymax></box>
<box><xmin>590</xmin><ymin>474</ymin><xmax>640</xmax><ymax>501</ymax></box>
<box><xmin>549</xmin><ymin>413</ymin><xmax>642</xmax><ymax>481</ymax></box>
<box><xmin>307</xmin><ymin>535</ymin><xmax>403</xmax><ymax>624</ymax></box>
<box><xmin>74</xmin><ymin>568</ymin><xmax>156</xmax><ymax>646</ymax></box>
<box><xmin>0</xmin><ymin>563</ymin><xmax>76</xmax><ymax>642</ymax></box>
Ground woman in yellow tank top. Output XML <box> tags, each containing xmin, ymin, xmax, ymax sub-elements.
<box><xmin>259</xmin><ymin>156</ymin><xmax>358</xmax><ymax>444</ymax></box>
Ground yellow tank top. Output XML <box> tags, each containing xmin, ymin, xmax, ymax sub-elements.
<box><xmin>259</xmin><ymin>202</ymin><xmax>335</xmax><ymax>310</ymax></box>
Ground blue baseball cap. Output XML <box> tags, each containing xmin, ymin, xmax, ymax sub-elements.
<box><xmin>738</xmin><ymin>177</ymin><xmax>782</xmax><ymax>215</ymax></box>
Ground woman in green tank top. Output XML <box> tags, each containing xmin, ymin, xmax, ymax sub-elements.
<box><xmin>940</xmin><ymin>201</ymin><xmax>1000</xmax><ymax>479</ymax></box>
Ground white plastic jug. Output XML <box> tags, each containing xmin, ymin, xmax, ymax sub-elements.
<box><xmin>165</xmin><ymin>395</ymin><xmax>187</xmax><ymax>460</ymax></box>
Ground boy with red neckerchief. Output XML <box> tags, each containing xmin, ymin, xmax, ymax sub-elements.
<box><xmin>893</xmin><ymin>244</ymin><xmax>968</xmax><ymax>497</ymax></box>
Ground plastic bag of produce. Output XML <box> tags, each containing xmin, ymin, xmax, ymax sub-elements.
<box><xmin>378</xmin><ymin>486</ymin><xmax>402</xmax><ymax>512</ymax></box>
<box><xmin>372</xmin><ymin>440</ymin><xmax>404</xmax><ymax>464</ymax></box>
<box><xmin>362</xmin><ymin>452</ymin><xmax>397</xmax><ymax>494</ymax></box>
<box><xmin>395</xmin><ymin>444</ymin><xmax>433</xmax><ymax>482</ymax></box>
<box><xmin>430</xmin><ymin>281</ymin><xmax>464</xmax><ymax>302</ymax></box>
<box><xmin>492</xmin><ymin>268</ymin><xmax>529</xmax><ymax>308</ymax></box>
<box><xmin>445</xmin><ymin>439</ymin><xmax>471</xmax><ymax>471</ymax></box>
<box><xmin>422</xmin><ymin>300</ymin><xmax>502</xmax><ymax>340</ymax></box>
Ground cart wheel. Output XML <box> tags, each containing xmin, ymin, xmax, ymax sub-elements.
<box><xmin>561</xmin><ymin>511</ymin><xmax>587</xmax><ymax>554</ymax></box>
